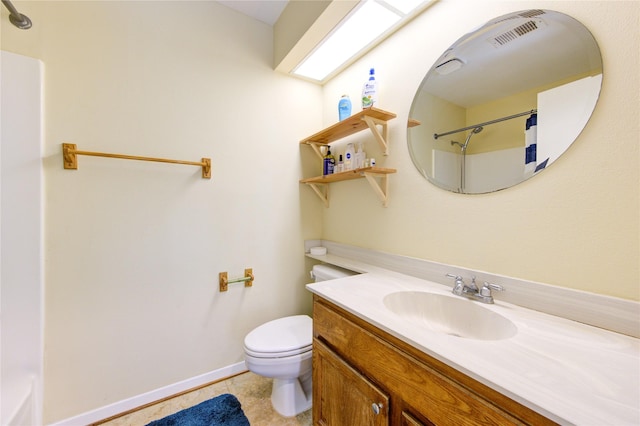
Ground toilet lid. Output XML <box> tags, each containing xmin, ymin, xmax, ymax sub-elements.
<box><xmin>244</xmin><ymin>315</ymin><xmax>312</xmax><ymax>358</ymax></box>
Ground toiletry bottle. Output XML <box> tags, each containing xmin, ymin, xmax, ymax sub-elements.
<box><xmin>361</xmin><ymin>68</ymin><xmax>378</xmax><ymax>109</ymax></box>
<box><xmin>338</xmin><ymin>95</ymin><xmax>352</xmax><ymax>121</ymax></box>
<box><xmin>355</xmin><ymin>142</ymin><xmax>365</xmax><ymax>169</ymax></box>
<box><xmin>360</xmin><ymin>144</ymin><xmax>367</xmax><ymax>168</ymax></box>
<box><xmin>336</xmin><ymin>154</ymin><xmax>344</xmax><ymax>173</ymax></box>
<box><xmin>344</xmin><ymin>143</ymin><xmax>355</xmax><ymax>171</ymax></box>
<box><xmin>323</xmin><ymin>146</ymin><xmax>335</xmax><ymax>175</ymax></box>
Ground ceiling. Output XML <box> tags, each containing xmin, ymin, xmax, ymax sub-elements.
<box><xmin>216</xmin><ymin>0</ymin><xmax>289</xmax><ymax>26</ymax></box>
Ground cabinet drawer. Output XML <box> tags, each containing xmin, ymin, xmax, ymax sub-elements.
<box><xmin>313</xmin><ymin>297</ymin><xmax>554</xmax><ymax>425</ymax></box>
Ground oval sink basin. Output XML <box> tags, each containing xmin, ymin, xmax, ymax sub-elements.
<box><xmin>383</xmin><ymin>291</ymin><xmax>517</xmax><ymax>340</ymax></box>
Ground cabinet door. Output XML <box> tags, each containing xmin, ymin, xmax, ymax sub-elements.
<box><xmin>313</xmin><ymin>339</ymin><xmax>389</xmax><ymax>426</ymax></box>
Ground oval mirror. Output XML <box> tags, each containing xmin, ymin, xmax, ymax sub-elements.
<box><xmin>407</xmin><ymin>9</ymin><xmax>602</xmax><ymax>194</ymax></box>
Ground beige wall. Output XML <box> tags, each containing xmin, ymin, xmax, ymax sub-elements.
<box><xmin>2</xmin><ymin>1</ymin><xmax>322</xmax><ymax>422</ymax></box>
<box><xmin>320</xmin><ymin>1</ymin><xmax>639</xmax><ymax>300</ymax></box>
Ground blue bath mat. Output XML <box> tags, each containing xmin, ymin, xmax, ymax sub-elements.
<box><xmin>146</xmin><ymin>393</ymin><xmax>250</xmax><ymax>426</ymax></box>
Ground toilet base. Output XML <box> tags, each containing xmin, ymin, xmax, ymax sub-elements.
<box><xmin>270</xmin><ymin>370</ymin><xmax>312</xmax><ymax>417</ymax></box>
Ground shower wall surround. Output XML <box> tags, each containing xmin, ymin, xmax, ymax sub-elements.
<box><xmin>0</xmin><ymin>50</ymin><xmax>44</xmax><ymax>426</ymax></box>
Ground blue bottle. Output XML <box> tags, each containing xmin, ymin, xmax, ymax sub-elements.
<box><xmin>338</xmin><ymin>95</ymin><xmax>351</xmax><ymax>121</ymax></box>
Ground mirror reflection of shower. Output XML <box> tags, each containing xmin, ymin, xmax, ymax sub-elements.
<box><xmin>451</xmin><ymin>127</ymin><xmax>483</xmax><ymax>192</ymax></box>
<box><xmin>463</xmin><ymin>126</ymin><xmax>483</xmax><ymax>149</ymax></box>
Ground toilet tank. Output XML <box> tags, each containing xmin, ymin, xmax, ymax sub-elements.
<box><xmin>311</xmin><ymin>264</ymin><xmax>357</xmax><ymax>282</ymax></box>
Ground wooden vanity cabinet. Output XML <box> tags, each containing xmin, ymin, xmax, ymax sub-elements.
<box><xmin>312</xmin><ymin>295</ymin><xmax>557</xmax><ymax>426</ymax></box>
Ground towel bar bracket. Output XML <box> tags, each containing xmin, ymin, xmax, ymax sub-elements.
<box><xmin>63</xmin><ymin>143</ymin><xmax>78</xmax><ymax>169</ymax></box>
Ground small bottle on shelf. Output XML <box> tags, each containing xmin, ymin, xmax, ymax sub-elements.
<box><xmin>335</xmin><ymin>154</ymin><xmax>344</xmax><ymax>173</ymax></box>
<box><xmin>355</xmin><ymin>142</ymin><xmax>365</xmax><ymax>169</ymax></box>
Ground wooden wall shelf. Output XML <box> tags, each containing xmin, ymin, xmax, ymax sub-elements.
<box><xmin>299</xmin><ymin>108</ymin><xmax>399</xmax><ymax>207</ymax></box>
<box><xmin>300</xmin><ymin>107</ymin><xmax>397</xmax><ymax>158</ymax></box>
<box><xmin>300</xmin><ymin>167</ymin><xmax>396</xmax><ymax>207</ymax></box>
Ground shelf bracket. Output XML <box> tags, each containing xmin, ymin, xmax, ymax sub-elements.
<box><xmin>307</xmin><ymin>142</ymin><xmax>325</xmax><ymax>161</ymax></box>
<box><xmin>363</xmin><ymin>172</ymin><xmax>390</xmax><ymax>207</ymax></box>
<box><xmin>362</xmin><ymin>116</ymin><xmax>389</xmax><ymax>156</ymax></box>
<box><xmin>306</xmin><ymin>182</ymin><xmax>329</xmax><ymax>208</ymax></box>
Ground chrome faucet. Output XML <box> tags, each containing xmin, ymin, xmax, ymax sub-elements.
<box><xmin>446</xmin><ymin>274</ymin><xmax>503</xmax><ymax>304</ymax></box>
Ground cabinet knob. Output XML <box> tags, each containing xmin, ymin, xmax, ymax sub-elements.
<box><xmin>371</xmin><ymin>402</ymin><xmax>383</xmax><ymax>415</ymax></box>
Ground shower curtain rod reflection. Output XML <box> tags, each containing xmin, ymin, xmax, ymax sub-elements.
<box><xmin>434</xmin><ymin>109</ymin><xmax>537</xmax><ymax>140</ymax></box>
<box><xmin>2</xmin><ymin>0</ymin><xmax>32</xmax><ymax>29</ymax></box>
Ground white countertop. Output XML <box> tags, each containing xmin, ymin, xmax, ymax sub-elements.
<box><xmin>306</xmin><ymin>265</ymin><xmax>640</xmax><ymax>425</ymax></box>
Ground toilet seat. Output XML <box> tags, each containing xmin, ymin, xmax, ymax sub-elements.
<box><xmin>244</xmin><ymin>345</ymin><xmax>312</xmax><ymax>358</ymax></box>
<box><xmin>244</xmin><ymin>315</ymin><xmax>312</xmax><ymax>358</ymax></box>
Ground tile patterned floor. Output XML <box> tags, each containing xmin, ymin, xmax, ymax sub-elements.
<box><xmin>99</xmin><ymin>372</ymin><xmax>312</xmax><ymax>426</ymax></box>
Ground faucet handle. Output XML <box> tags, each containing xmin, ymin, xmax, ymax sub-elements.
<box><xmin>480</xmin><ymin>282</ymin><xmax>504</xmax><ymax>297</ymax></box>
<box><xmin>446</xmin><ymin>274</ymin><xmax>465</xmax><ymax>296</ymax></box>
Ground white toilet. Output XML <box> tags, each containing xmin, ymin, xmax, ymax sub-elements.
<box><xmin>243</xmin><ymin>264</ymin><xmax>356</xmax><ymax>417</ymax></box>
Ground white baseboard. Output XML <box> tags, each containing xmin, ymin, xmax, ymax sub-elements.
<box><xmin>47</xmin><ymin>362</ymin><xmax>247</xmax><ymax>426</ymax></box>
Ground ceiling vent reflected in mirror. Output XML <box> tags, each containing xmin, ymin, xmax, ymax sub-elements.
<box><xmin>491</xmin><ymin>19</ymin><xmax>545</xmax><ymax>47</ymax></box>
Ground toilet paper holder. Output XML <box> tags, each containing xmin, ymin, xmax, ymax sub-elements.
<box><xmin>219</xmin><ymin>268</ymin><xmax>254</xmax><ymax>292</ymax></box>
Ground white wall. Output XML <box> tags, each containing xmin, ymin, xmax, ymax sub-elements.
<box><xmin>0</xmin><ymin>51</ymin><xmax>44</xmax><ymax>426</ymax></box>
<box><xmin>320</xmin><ymin>1</ymin><xmax>639</xmax><ymax>300</ymax></box>
<box><xmin>2</xmin><ymin>1</ymin><xmax>322</xmax><ymax>423</ymax></box>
